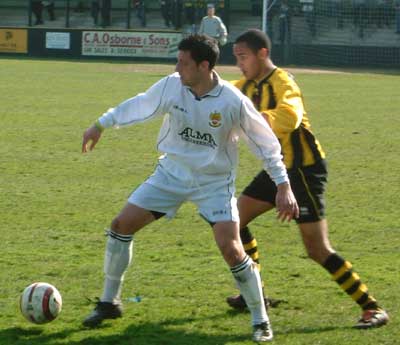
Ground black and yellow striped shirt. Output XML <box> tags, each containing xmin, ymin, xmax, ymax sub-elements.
<box><xmin>233</xmin><ymin>68</ymin><xmax>325</xmax><ymax>169</ymax></box>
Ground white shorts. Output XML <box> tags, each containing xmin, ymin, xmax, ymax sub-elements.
<box><xmin>128</xmin><ymin>161</ymin><xmax>239</xmax><ymax>224</ymax></box>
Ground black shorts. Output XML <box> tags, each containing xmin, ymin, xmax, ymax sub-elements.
<box><xmin>242</xmin><ymin>160</ymin><xmax>328</xmax><ymax>224</ymax></box>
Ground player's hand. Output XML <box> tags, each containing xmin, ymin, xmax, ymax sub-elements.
<box><xmin>82</xmin><ymin>125</ymin><xmax>102</xmax><ymax>153</ymax></box>
<box><xmin>261</xmin><ymin>111</ymin><xmax>272</xmax><ymax>127</ymax></box>
<box><xmin>275</xmin><ymin>182</ymin><xmax>299</xmax><ymax>222</ymax></box>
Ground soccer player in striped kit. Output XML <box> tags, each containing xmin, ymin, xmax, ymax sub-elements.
<box><xmin>81</xmin><ymin>34</ymin><xmax>299</xmax><ymax>342</ymax></box>
<box><xmin>226</xmin><ymin>29</ymin><xmax>389</xmax><ymax>329</ymax></box>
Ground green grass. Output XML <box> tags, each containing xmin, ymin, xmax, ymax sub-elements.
<box><xmin>0</xmin><ymin>58</ymin><xmax>399</xmax><ymax>345</ymax></box>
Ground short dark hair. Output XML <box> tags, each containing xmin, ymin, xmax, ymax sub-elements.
<box><xmin>235</xmin><ymin>29</ymin><xmax>272</xmax><ymax>54</ymax></box>
<box><xmin>178</xmin><ymin>34</ymin><xmax>219</xmax><ymax>70</ymax></box>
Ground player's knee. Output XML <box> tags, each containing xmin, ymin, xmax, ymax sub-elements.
<box><xmin>305</xmin><ymin>247</ymin><xmax>320</xmax><ymax>262</ymax></box>
<box><xmin>111</xmin><ymin>215</ymin><xmax>140</xmax><ymax>235</ymax></box>
<box><xmin>305</xmin><ymin>246</ymin><xmax>331</xmax><ymax>265</ymax></box>
<box><xmin>220</xmin><ymin>241</ymin><xmax>245</xmax><ymax>266</ymax></box>
<box><xmin>110</xmin><ymin>216</ymin><xmax>126</xmax><ymax>234</ymax></box>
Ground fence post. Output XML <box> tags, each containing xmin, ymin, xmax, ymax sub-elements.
<box><xmin>127</xmin><ymin>0</ymin><xmax>131</xmax><ymax>29</ymax></box>
<box><xmin>66</xmin><ymin>0</ymin><xmax>71</xmax><ymax>28</ymax></box>
<box><xmin>262</xmin><ymin>0</ymin><xmax>268</xmax><ymax>33</ymax></box>
<box><xmin>28</xmin><ymin>0</ymin><xmax>32</xmax><ymax>26</ymax></box>
<box><xmin>225</xmin><ymin>0</ymin><xmax>230</xmax><ymax>32</ymax></box>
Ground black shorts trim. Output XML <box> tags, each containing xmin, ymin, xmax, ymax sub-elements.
<box><xmin>242</xmin><ymin>160</ymin><xmax>328</xmax><ymax>223</ymax></box>
<box><xmin>150</xmin><ymin>210</ymin><xmax>166</xmax><ymax>219</ymax></box>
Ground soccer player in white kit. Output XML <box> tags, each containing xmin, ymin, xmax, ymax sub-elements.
<box><xmin>81</xmin><ymin>34</ymin><xmax>299</xmax><ymax>342</ymax></box>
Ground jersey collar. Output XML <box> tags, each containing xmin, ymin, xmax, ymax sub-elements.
<box><xmin>254</xmin><ymin>67</ymin><xmax>278</xmax><ymax>85</ymax></box>
<box><xmin>188</xmin><ymin>71</ymin><xmax>224</xmax><ymax>101</ymax></box>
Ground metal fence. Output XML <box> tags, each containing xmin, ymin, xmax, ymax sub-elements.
<box><xmin>1</xmin><ymin>0</ymin><xmax>399</xmax><ymax>67</ymax></box>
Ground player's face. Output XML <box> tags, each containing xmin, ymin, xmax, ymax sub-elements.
<box><xmin>233</xmin><ymin>42</ymin><xmax>264</xmax><ymax>80</ymax></box>
<box><xmin>176</xmin><ymin>50</ymin><xmax>202</xmax><ymax>87</ymax></box>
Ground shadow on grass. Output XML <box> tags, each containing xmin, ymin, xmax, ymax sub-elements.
<box><xmin>226</xmin><ymin>309</ymin><xmax>352</xmax><ymax>336</ymax></box>
<box><xmin>0</xmin><ymin>312</ymin><xmax>356</xmax><ymax>345</ymax></box>
<box><xmin>0</xmin><ymin>314</ymin><xmax>249</xmax><ymax>345</ymax></box>
<box><xmin>0</xmin><ymin>326</ymin><xmax>77</xmax><ymax>345</ymax></box>
<box><xmin>275</xmin><ymin>324</ymin><xmax>354</xmax><ymax>336</ymax></box>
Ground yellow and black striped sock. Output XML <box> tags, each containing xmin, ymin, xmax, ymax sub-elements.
<box><xmin>323</xmin><ymin>253</ymin><xmax>378</xmax><ymax>310</ymax></box>
<box><xmin>240</xmin><ymin>226</ymin><xmax>261</xmax><ymax>273</ymax></box>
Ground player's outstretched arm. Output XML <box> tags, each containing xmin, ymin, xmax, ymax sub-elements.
<box><xmin>275</xmin><ymin>182</ymin><xmax>299</xmax><ymax>222</ymax></box>
<box><xmin>82</xmin><ymin>124</ymin><xmax>103</xmax><ymax>153</ymax></box>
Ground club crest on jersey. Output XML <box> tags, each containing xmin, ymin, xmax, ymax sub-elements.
<box><xmin>209</xmin><ymin>112</ymin><xmax>222</xmax><ymax>128</ymax></box>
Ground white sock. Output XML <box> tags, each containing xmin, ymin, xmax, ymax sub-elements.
<box><xmin>231</xmin><ymin>256</ymin><xmax>269</xmax><ymax>326</ymax></box>
<box><xmin>101</xmin><ymin>231</ymin><xmax>133</xmax><ymax>304</ymax></box>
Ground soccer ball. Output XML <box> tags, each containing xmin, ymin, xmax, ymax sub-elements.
<box><xmin>20</xmin><ymin>282</ymin><xmax>62</xmax><ymax>324</ymax></box>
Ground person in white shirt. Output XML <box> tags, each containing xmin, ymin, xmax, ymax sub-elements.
<box><xmin>81</xmin><ymin>34</ymin><xmax>299</xmax><ymax>342</ymax></box>
<box><xmin>198</xmin><ymin>3</ymin><xmax>228</xmax><ymax>45</ymax></box>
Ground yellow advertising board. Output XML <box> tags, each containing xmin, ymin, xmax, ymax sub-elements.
<box><xmin>0</xmin><ymin>29</ymin><xmax>28</xmax><ymax>53</ymax></box>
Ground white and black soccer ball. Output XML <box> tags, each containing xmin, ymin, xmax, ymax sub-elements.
<box><xmin>20</xmin><ymin>282</ymin><xmax>62</xmax><ymax>324</ymax></box>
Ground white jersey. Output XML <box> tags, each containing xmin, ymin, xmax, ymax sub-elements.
<box><xmin>98</xmin><ymin>72</ymin><xmax>288</xmax><ymax>186</ymax></box>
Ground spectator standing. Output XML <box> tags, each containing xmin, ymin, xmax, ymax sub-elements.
<box><xmin>172</xmin><ymin>0</ymin><xmax>183</xmax><ymax>29</ymax></box>
<box><xmin>196</xmin><ymin>0</ymin><xmax>206</xmax><ymax>22</ymax></box>
<box><xmin>331</xmin><ymin>0</ymin><xmax>344</xmax><ymax>29</ymax></box>
<box><xmin>266</xmin><ymin>1</ymin><xmax>279</xmax><ymax>43</ymax></box>
<box><xmin>31</xmin><ymin>0</ymin><xmax>55</xmax><ymax>25</ymax></box>
<box><xmin>91</xmin><ymin>0</ymin><xmax>100</xmax><ymax>25</ymax></box>
<box><xmin>376</xmin><ymin>0</ymin><xmax>391</xmax><ymax>27</ymax></box>
<box><xmin>300</xmin><ymin>0</ymin><xmax>316</xmax><ymax>37</ymax></box>
<box><xmin>216</xmin><ymin>0</ymin><xmax>225</xmax><ymax>23</ymax></box>
<box><xmin>198</xmin><ymin>3</ymin><xmax>228</xmax><ymax>45</ymax></box>
<box><xmin>42</xmin><ymin>0</ymin><xmax>56</xmax><ymax>21</ymax></box>
<box><xmin>134</xmin><ymin>0</ymin><xmax>146</xmax><ymax>27</ymax></box>
<box><xmin>101</xmin><ymin>0</ymin><xmax>112</xmax><ymax>27</ymax></box>
<box><xmin>32</xmin><ymin>0</ymin><xmax>44</xmax><ymax>25</ymax></box>
<box><xmin>160</xmin><ymin>0</ymin><xmax>172</xmax><ymax>27</ymax></box>
<box><xmin>184</xmin><ymin>0</ymin><xmax>196</xmax><ymax>27</ymax></box>
<box><xmin>74</xmin><ymin>0</ymin><xmax>86</xmax><ymax>12</ymax></box>
<box><xmin>250</xmin><ymin>0</ymin><xmax>261</xmax><ymax>16</ymax></box>
<box><xmin>352</xmin><ymin>0</ymin><xmax>366</xmax><ymax>38</ymax></box>
<box><xmin>278</xmin><ymin>0</ymin><xmax>291</xmax><ymax>44</ymax></box>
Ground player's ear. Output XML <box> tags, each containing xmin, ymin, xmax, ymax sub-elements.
<box><xmin>199</xmin><ymin>60</ymin><xmax>210</xmax><ymax>71</ymax></box>
<box><xmin>257</xmin><ymin>48</ymin><xmax>269</xmax><ymax>60</ymax></box>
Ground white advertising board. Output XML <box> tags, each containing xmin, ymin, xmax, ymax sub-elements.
<box><xmin>82</xmin><ymin>31</ymin><xmax>182</xmax><ymax>58</ymax></box>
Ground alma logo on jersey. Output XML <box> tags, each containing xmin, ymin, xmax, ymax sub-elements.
<box><xmin>178</xmin><ymin>127</ymin><xmax>217</xmax><ymax>149</ymax></box>
<box><xmin>173</xmin><ymin>104</ymin><xmax>188</xmax><ymax>114</ymax></box>
<box><xmin>209</xmin><ymin>112</ymin><xmax>222</xmax><ymax>128</ymax></box>
<box><xmin>212</xmin><ymin>209</ymin><xmax>227</xmax><ymax>216</ymax></box>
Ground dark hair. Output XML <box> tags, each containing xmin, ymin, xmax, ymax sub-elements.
<box><xmin>235</xmin><ymin>29</ymin><xmax>272</xmax><ymax>54</ymax></box>
<box><xmin>178</xmin><ymin>34</ymin><xmax>219</xmax><ymax>70</ymax></box>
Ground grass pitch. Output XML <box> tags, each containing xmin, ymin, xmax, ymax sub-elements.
<box><xmin>0</xmin><ymin>58</ymin><xmax>399</xmax><ymax>345</ymax></box>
